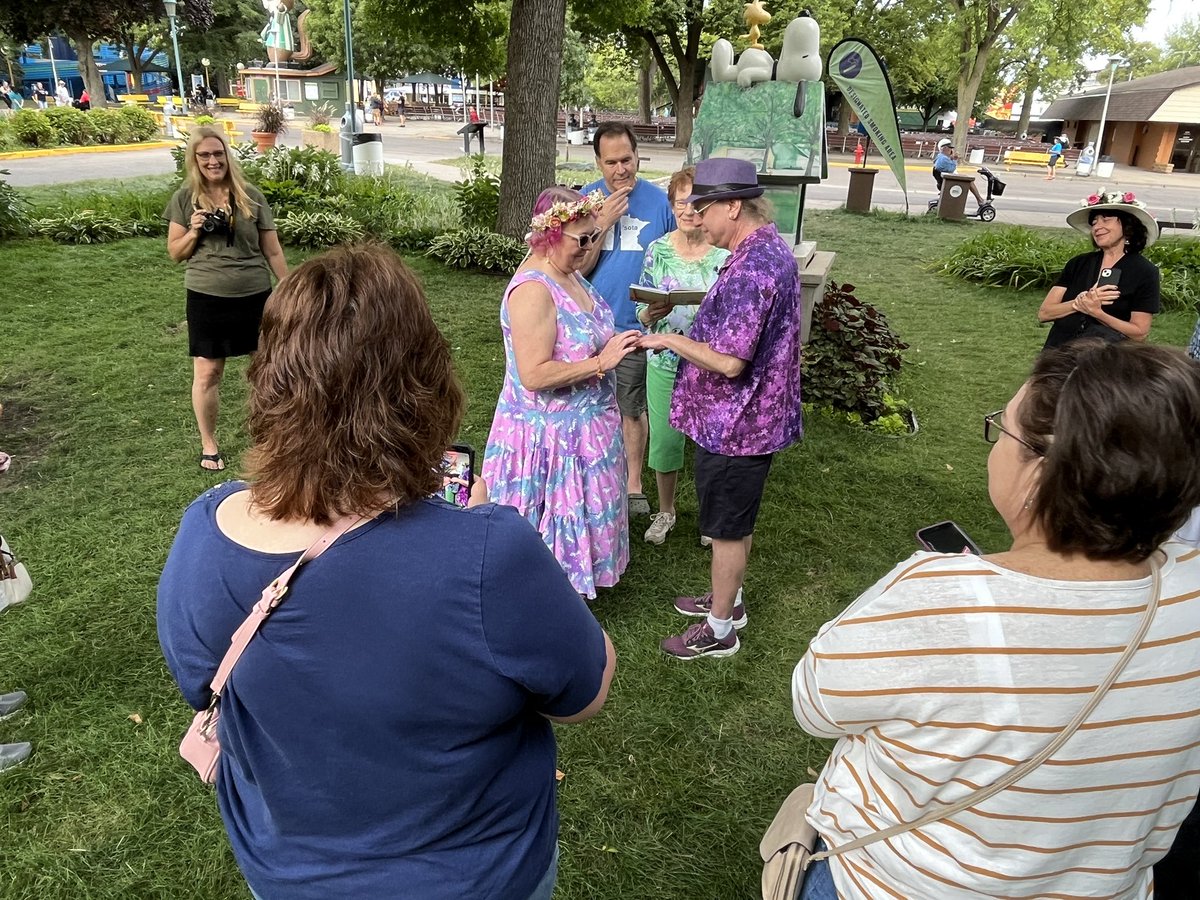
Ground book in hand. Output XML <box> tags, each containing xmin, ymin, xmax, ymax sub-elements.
<box><xmin>629</xmin><ymin>285</ymin><xmax>709</xmax><ymax>307</ymax></box>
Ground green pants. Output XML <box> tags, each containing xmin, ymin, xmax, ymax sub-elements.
<box><xmin>646</xmin><ymin>361</ymin><xmax>687</xmax><ymax>472</ymax></box>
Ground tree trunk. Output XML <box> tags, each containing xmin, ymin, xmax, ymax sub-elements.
<box><xmin>838</xmin><ymin>97</ymin><xmax>852</xmax><ymax>135</ymax></box>
<box><xmin>638</xmin><ymin>47</ymin><xmax>654</xmax><ymax>123</ymax></box>
<box><xmin>67</xmin><ymin>30</ymin><xmax>106</xmax><ymax>108</ymax></box>
<box><xmin>951</xmin><ymin>0</ymin><xmax>1025</xmax><ymax>152</ymax></box>
<box><xmin>1015</xmin><ymin>69</ymin><xmax>1038</xmax><ymax>138</ymax></box>
<box><xmin>497</xmin><ymin>0</ymin><xmax>567</xmax><ymax>238</ymax></box>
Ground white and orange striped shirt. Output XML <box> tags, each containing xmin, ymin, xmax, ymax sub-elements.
<box><xmin>792</xmin><ymin>543</ymin><xmax>1200</xmax><ymax>899</ymax></box>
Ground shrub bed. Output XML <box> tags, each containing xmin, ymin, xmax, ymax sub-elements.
<box><xmin>2</xmin><ymin>105</ymin><xmax>160</xmax><ymax>149</ymax></box>
<box><xmin>937</xmin><ymin>225</ymin><xmax>1200</xmax><ymax>311</ymax></box>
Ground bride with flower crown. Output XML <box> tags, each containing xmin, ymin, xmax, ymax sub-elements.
<box><xmin>483</xmin><ymin>187</ymin><xmax>642</xmax><ymax>599</ymax></box>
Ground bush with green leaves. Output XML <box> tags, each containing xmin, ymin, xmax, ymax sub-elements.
<box><xmin>276</xmin><ymin>209</ymin><xmax>364</xmax><ymax>248</ymax></box>
<box><xmin>0</xmin><ymin>169</ymin><xmax>31</xmax><ymax>239</ymax></box>
<box><xmin>117</xmin><ymin>105</ymin><xmax>160</xmax><ymax>142</ymax></box>
<box><xmin>44</xmin><ymin>106</ymin><xmax>97</xmax><ymax>146</ymax></box>
<box><xmin>335</xmin><ymin>172</ymin><xmax>459</xmax><ymax>248</ymax></box>
<box><xmin>87</xmin><ymin>108</ymin><xmax>134</xmax><ymax>144</ymax></box>
<box><xmin>802</xmin><ymin>281</ymin><xmax>910</xmax><ymax>423</ymax></box>
<box><xmin>10</xmin><ymin>109</ymin><xmax>58</xmax><ymax>147</ymax></box>
<box><xmin>453</xmin><ymin>155</ymin><xmax>500</xmax><ymax>230</ymax></box>
<box><xmin>938</xmin><ymin>226</ymin><xmax>1200</xmax><ymax>311</ymax></box>
<box><xmin>426</xmin><ymin>227</ymin><xmax>527</xmax><ymax>274</ymax></box>
<box><xmin>31</xmin><ymin>210</ymin><xmax>146</xmax><ymax>244</ymax></box>
<box><xmin>0</xmin><ymin>118</ymin><xmax>19</xmax><ymax>152</ymax></box>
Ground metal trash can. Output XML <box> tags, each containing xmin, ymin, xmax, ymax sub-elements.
<box><xmin>1095</xmin><ymin>156</ymin><xmax>1115</xmax><ymax>178</ymax></box>
<box><xmin>968</xmin><ymin>147</ymin><xmax>984</xmax><ymax>164</ymax></box>
<box><xmin>351</xmin><ymin>132</ymin><xmax>384</xmax><ymax>176</ymax></box>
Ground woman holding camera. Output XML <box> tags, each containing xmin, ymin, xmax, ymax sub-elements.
<box><xmin>166</xmin><ymin>125</ymin><xmax>287</xmax><ymax>471</ymax></box>
<box><xmin>158</xmin><ymin>244</ymin><xmax>615</xmax><ymax>899</ymax></box>
<box><xmin>792</xmin><ymin>340</ymin><xmax>1200</xmax><ymax>899</ymax></box>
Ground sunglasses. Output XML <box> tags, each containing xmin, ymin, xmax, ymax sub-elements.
<box><xmin>196</xmin><ymin>151</ymin><xmax>226</xmax><ymax>161</ymax></box>
<box><xmin>983</xmin><ymin>409</ymin><xmax>1042</xmax><ymax>455</ymax></box>
<box><xmin>565</xmin><ymin>227</ymin><xmax>603</xmax><ymax>248</ymax></box>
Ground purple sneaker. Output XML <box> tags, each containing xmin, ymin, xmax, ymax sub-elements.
<box><xmin>661</xmin><ymin>620</ymin><xmax>740</xmax><ymax>659</ymax></box>
<box><xmin>673</xmin><ymin>592</ymin><xmax>747</xmax><ymax>629</ymax></box>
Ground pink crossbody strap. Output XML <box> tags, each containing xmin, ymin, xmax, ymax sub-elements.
<box><xmin>207</xmin><ymin>513</ymin><xmax>363</xmax><ymax>698</ymax></box>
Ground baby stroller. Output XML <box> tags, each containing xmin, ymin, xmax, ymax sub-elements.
<box><xmin>927</xmin><ymin>166</ymin><xmax>1005</xmax><ymax>221</ymax></box>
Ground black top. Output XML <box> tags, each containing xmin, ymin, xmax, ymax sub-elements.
<box><xmin>1043</xmin><ymin>250</ymin><xmax>1160</xmax><ymax>350</ymax></box>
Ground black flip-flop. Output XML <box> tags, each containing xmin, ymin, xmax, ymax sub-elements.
<box><xmin>199</xmin><ymin>452</ymin><xmax>225</xmax><ymax>472</ymax></box>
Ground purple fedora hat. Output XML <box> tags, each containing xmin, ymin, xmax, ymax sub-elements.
<box><xmin>684</xmin><ymin>157</ymin><xmax>764</xmax><ymax>205</ymax></box>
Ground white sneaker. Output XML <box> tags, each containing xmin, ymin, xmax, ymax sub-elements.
<box><xmin>699</xmin><ymin>535</ymin><xmax>713</xmax><ymax>548</ymax></box>
<box><xmin>644</xmin><ymin>512</ymin><xmax>676</xmax><ymax>545</ymax></box>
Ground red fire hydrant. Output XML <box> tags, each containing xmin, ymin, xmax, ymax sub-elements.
<box><xmin>854</xmin><ymin>140</ymin><xmax>865</xmax><ymax>165</ymax></box>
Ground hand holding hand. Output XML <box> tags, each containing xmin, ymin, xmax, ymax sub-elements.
<box><xmin>636</xmin><ymin>332</ymin><xmax>673</xmax><ymax>351</ymax></box>
<box><xmin>597</xmin><ymin>330</ymin><xmax>641</xmax><ymax>371</ymax></box>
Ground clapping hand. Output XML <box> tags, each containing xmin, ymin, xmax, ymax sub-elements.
<box><xmin>1073</xmin><ymin>285</ymin><xmax>1118</xmax><ymax>317</ymax></box>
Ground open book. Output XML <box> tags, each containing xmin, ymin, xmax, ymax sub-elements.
<box><xmin>629</xmin><ymin>285</ymin><xmax>709</xmax><ymax>307</ymax></box>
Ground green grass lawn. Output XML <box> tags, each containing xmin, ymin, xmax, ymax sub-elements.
<box><xmin>0</xmin><ymin>210</ymin><xmax>1195</xmax><ymax>899</ymax></box>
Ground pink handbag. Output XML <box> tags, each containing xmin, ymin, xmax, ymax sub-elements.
<box><xmin>179</xmin><ymin>514</ymin><xmax>362</xmax><ymax>783</ymax></box>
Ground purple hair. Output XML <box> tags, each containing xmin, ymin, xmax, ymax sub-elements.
<box><xmin>527</xmin><ymin>186</ymin><xmax>585</xmax><ymax>255</ymax></box>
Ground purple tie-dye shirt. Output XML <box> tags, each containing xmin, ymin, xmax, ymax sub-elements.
<box><xmin>669</xmin><ymin>223</ymin><xmax>803</xmax><ymax>456</ymax></box>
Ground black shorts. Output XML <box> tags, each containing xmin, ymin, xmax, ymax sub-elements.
<box><xmin>694</xmin><ymin>447</ymin><xmax>774</xmax><ymax>540</ymax></box>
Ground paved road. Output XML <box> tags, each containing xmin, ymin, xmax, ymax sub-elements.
<box><xmin>6</xmin><ymin>123</ymin><xmax>1198</xmax><ymax>234</ymax></box>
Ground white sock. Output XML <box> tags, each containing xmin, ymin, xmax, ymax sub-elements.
<box><xmin>735</xmin><ymin>587</ymin><xmax>744</xmax><ymax>607</ymax></box>
<box><xmin>708</xmin><ymin>614</ymin><xmax>733</xmax><ymax>639</ymax></box>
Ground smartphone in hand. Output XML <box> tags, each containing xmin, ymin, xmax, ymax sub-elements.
<box><xmin>441</xmin><ymin>444</ymin><xmax>475</xmax><ymax>508</ymax></box>
<box><xmin>1096</xmin><ymin>267</ymin><xmax>1122</xmax><ymax>289</ymax></box>
<box><xmin>916</xmin><ymin>520</ymin><xmax>982</xmax><ymax>555</ymax></box>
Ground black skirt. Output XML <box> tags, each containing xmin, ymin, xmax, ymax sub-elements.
<box><xmin>186</xmin><ymin>288</ymin><xmax>270</xmax><ymax>359</ymax></box>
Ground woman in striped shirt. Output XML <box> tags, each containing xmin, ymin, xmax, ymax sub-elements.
<box><xmin>793</xmin><ymin>340</ymin><xmax>1200</xmax><ymax>900</ymax></box>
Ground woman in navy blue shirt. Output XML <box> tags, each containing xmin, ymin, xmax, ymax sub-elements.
<box><xmin>158</xmin><ymin>244</ymin><xmax>616</xmax><ymax>900</ymax></box>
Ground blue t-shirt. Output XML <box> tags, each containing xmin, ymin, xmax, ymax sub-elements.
<box><xmin>582</xmin><ymin>177</ymin><xmax>674</xmax><ymax>331</ymax></box>
<box><xmin>158</xmin><ymin>482</ymin><xmax>608</xmax><ymax>900</ymax></box>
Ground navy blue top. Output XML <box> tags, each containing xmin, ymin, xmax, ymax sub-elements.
<box><xmin>581</xmin><ymin>177</ymin><xmax>675</xmax><ymax>331</ymax></box>
<box><xmin>158</xmin><ymin>482</ymin><xmax>608</xmax><ymax>899</ymax></box>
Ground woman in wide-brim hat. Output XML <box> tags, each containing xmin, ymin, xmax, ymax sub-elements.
<box><xmin>1036</xmin><ymin>190</ymin><xmax>1161</xmax><ymax>350</ymax></box>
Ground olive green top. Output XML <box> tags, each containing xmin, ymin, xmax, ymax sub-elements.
<box><xmin>165</xmin><ymin>184</ymin><xmax>276</xmax><ymax>297</ymax></box>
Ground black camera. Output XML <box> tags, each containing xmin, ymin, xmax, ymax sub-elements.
<box><xmin>200</xmin><ymin>208</ymin><xmax>230</xmax><ymax>234</ymax></box>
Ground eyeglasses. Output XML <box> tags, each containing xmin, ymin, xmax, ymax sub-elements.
<box><xmin>672</xmin><ymin>200</ymin><xmax>696</xmax><ymax>211</ymax></box>
<box><xmin>196</xmin><ymin>151</ymin><xmax>226</xmax><ymax>161</ymax></box>
<box><xmin>565</xmin><ymin>227</ymin><xmax>603</xmax><ymax>248</ymax></box>
<box><xmin>983</xmin><ymin>409</ymin><xmax>1042</xmax><ymax>455</ymax></box>
<box><xmin>692</xmin><ymin>199</ymin><xmax>725</xmax><ymax>218</ymax></box>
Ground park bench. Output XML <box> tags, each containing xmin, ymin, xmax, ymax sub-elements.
<box><xmin>1003</xmin><ymin>148</ymin><xmax>1065</xmax><ymax>169</ymax></box>
<box><xmin>215</xmin><ymin>97</ymin><xmax>241</xmax><ymax>110</ymax></box>
<box><xmin>238</xmin><ymin>102</ymin><xmax>265</xmax><ymax>114</ymax></box>
<box><xmin>118</xmin><ymin>94</ymin><xmax>151</xmax><ymax>105</ymax></box>
<box><xmin>156</xmin><ymin>96</ymin><xmax>185</xmax><ymax>106</ymax></box>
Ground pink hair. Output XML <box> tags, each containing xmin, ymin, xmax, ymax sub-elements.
<box><xmin>526</xmin><ymin>186</ymin><xmax>584</xmax><ymax>255</ymax></box>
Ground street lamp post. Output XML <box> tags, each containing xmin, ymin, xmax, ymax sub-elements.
<box><xmin>1086</xmin><ymin>57</ymin><xmax>1126</xmax><ymax>178</ymax></box>
<box><xmin>340</xmin><ymin>0</ymin><xmax>357</xmax><ymax>170</ymax></box>
<box><xmin>163</xmin><ymin>0</ymin><xmax>188</xmax><ymax>114</ymax></box>
<box><xmin>201</xmin><ymin>57</ymin><xmax>211</xmax><ymax>96</ymax></box>
<box><xmin>236</xmin><ymin>62</ymin><xmax>245</xmax><ymax>98</ymax></box>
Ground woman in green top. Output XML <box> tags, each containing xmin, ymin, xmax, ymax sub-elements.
<box><xmin>635</xmin><ymin>167</ymin><xmax>728</xmax><ymax>545</ymax></box>
<box><xmin>166</xmin><ymin>126</ymin><xmax>288</xmax><ymax>471</ymax></box>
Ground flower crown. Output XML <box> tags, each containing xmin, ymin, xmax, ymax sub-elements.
<box><xmin>530</xmin><ymin>190</ymin><xmax>605</xmax><ymax>233</ymax></box>
<box><xmin>1082</xmin><ymin>190</ymin><xmax>1144</xmax><ymax>209</ymax></box>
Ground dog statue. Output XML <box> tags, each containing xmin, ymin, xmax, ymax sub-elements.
<box><xmin>710</xmin><ymin>13</ymin><xmax>822</xmax><ymax>88</ymax></box>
